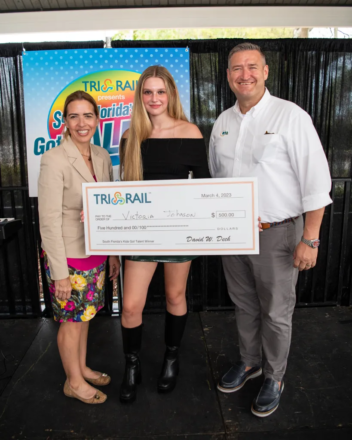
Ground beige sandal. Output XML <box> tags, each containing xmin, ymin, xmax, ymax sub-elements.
<box><xmin>84</xmin><ymin>372</ymin><xmax>111</xmax><ymax>386</ymax></box>
<box><xmin>63</xmin><ymin>380</ymin><xmax>107</xmax><ymax>404</ymax></box>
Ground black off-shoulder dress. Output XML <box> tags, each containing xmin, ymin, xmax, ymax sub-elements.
<box><xmin>120</xmin><ymin>137</ymin><xmax>211</xmax><ymax>263</ymax></box>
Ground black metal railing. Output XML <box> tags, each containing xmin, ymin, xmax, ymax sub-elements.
<box><xmin>143</xmin><ymin>178</ymin><xmax>352</xmax><ymax>312</ymax></box>
<box><xmin>0</xmin><ymin>179</ymin><xmax>351</xmax><ymax>317</ymax></box>
<box><xmin>0</xmin><ymin>187</ymin><xmax>40</xmax><ymax>317</ymax></box>
<box><xmin>296</xmin><ymin>179</ymin><xmax>352</xmax><ymax>307</ymax></box>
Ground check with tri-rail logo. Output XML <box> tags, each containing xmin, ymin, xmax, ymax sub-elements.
<box><xmin>83</xmin><ymin>178</ymin><xmax>259</xmax><ymax>255</ymax></box>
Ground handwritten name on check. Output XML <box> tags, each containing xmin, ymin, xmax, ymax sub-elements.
<box><xmin>83</xmin><ymin>177</ymin><xmax>259</xmax><ymax>256</ymax></box>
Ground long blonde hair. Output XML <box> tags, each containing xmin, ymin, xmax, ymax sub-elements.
<box><xmin>121</xmin><ymin>66</ymin><xmax>188</xmax><ymax>181</ymax></box>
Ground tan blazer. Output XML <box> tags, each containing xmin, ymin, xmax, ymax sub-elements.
<box><xmin>38</xmin><ymin>136</ymin><xmax>113</xmax><ymax>280</ymax></box>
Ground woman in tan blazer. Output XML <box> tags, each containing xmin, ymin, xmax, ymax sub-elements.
<box><xmin>38</xmin><ymin>90</ymin><xmax>120</xmax><ymax>404</ymax></box>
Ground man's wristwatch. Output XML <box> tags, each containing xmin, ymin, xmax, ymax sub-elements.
<box><xmin>301</xmin><ymin>236</ymin><xmax>320</xmax><ymax>248</ymax></box>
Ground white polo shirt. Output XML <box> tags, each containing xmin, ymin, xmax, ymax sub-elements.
<box><xmin>209</xmin><ymin>89</ymin><xmax>332</xmax><ymax>223</ymax></box>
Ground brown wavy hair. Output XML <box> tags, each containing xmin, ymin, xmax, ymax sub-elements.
<box><xmin>62</xmin><ymin>90</ymin><xmax>99</xmax><ymax>140</ymax></box>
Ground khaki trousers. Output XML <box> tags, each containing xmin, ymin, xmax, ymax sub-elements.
<box><xmin>222</xmin><ymin>216</ymin><xmax>303</xmax><ymax>382</ymax></box>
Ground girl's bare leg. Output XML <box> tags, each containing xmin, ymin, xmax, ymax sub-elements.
<box><xmin>164</xmin><ymin>261</ymin><xmax>192</xmax><ymax>315</ymax></box>
<box><xmin>121</xmin><ymin>260</ymin><xmax>158</xmax><ymax>327</ymax></box>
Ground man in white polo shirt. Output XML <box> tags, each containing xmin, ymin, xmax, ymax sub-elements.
<box><xmin>209</xmin><ymin>43</ymin><xmax>332</xmax><ymax>417</ymax></box>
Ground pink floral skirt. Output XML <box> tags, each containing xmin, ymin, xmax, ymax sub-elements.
<box><xmin>43</xmin><ymin>252</ymin><xmax>106</xmax><ymax>322</ymax></box>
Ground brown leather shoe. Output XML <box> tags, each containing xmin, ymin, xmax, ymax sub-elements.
<box><xmin>63</xmin><ymin>380</ymin><xmax>107</xmax><ymax>404</ymax></box>
<box><xmin>84</xmin><ymin>372</ymin><xmax>111</xmax><ymax>386</ymax></box>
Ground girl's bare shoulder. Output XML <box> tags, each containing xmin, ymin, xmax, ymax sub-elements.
<box><xmin>174</xmin><ymin>121</ymin><xmax>203</xmax><ymax>139</ymax></box>
<box><xmin>122</xmin><ymin>129</ymin><xmax>129</xmax><ymax>139</ymax></box>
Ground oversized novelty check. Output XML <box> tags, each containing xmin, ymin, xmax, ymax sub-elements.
<box><xmin>83</xmin><ymin>177</ymin><xmax>259</xmax><ymax>256</ymax></box>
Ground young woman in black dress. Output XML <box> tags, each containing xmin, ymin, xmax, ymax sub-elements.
<box><xmin>119</xmin><ymin>65</ymin><xmax>211</xmax><ymax>403</ymax></box>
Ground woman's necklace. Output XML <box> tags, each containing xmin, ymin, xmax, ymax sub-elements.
<box><xmin>78</xmin><ymin>147</ymin><xmax>91</xmax><ymax>161</ymax></box>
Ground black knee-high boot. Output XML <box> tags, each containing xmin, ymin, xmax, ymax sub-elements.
<box><xmin>157</xmin><ymin>311</ymin><xmax>188</xmax><ymax>393</ymax></box>
<box><xmin>120</xmin><ymin>324</ymin><xmax>142</xmax><ymax>403</ymax></box>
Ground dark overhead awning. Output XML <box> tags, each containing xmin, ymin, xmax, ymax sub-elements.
<box><xmin>0</xmin><ymin>0</ymin><xmax>351</xmax><ymax>14</ymax></box>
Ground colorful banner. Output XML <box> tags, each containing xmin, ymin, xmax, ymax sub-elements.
<box><xmin>23</xmin><ymin>48</ymin><xmax>191</xmax><ymax>196</ymax></box>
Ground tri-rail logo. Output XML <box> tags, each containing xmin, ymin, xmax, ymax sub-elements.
<box><xmin>82</xmin><ymin>78</ymin><xmax>137</xmax><ymax>93</ymax></box>
<box><xmin>100</xmin><ymin>79</ymin><xmax>114</xmax><ymax>93</ymax></box>
<box><xmin>31</xmin><ymin>70</ymin><xmax>142</xmax><ymax>163</ymax></box>
<box><xmin>93</xmin><ymin>191</ymin><xmax>152</xmax><ymax>205</ymax></box>
<box><xmin>112</xmin><ymin>192</ymin><xmax>125</xmax><ymax>205</ymax></box>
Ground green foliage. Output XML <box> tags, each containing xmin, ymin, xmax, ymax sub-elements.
<box><xmin>112</xmin><ymin>28</ymin><xmax>295</xmax><ymax>41</ymax></box>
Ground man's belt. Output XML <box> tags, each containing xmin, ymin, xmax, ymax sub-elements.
<box><xmin>261</xmin><ymin>217</ymin><xmax>299</xmax><ymax>230</ymax></box>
